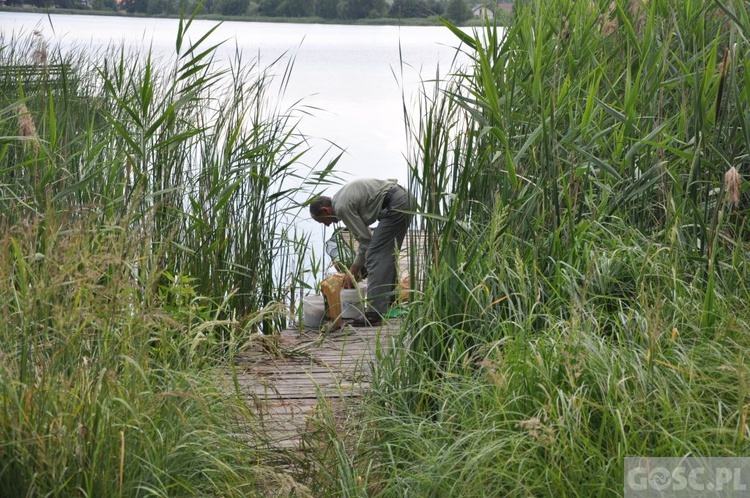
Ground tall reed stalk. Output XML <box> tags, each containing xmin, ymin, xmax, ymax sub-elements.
<box><xmin>0</xmin><ymin>12</ymin><xmax>332</xmax><ymax>332</ymax></box>
<box><xmin>0</xmin><ymin>10</ymin><xmax>328</xmax><ymax>496</ymax></box>
<box><xmin>355</xmin><ymin>0</ymin><xmax>750</xmax><ymax>494</ymax></box>
<box><xmin>0</xmin><ymin>210</ymin><xmax>299</xmax><ymax>496</ymax></box>
<box><xmin>400</xmin><ymin>0</ymin><xmax>750</xmax><ymax>369</ymax></box>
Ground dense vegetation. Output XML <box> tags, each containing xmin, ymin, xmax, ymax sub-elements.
<box><xmin>0</xmin><ymin>11</ymin><xmax>330</xmax><ymax>496</ymax></box>
<box><xmin>2</xmin><ymin>0</ymin><xmax>750</xmax><ymax>496</ymax></box>
<box><xmin>356</xmin><ymin>0</ymin><xmax>750</xmax><ymax>495</ymax></box>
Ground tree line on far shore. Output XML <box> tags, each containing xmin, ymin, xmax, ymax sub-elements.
<box><xmin>4</xmin><ymin>0</ymin><xmax>508</xmax><ymax>24</ymax></box>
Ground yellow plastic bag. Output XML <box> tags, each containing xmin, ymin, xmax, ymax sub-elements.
<box><xmin>320</xmin><ymin>273</ymin><xmax>345</xmax><ymax>328</ymax></box>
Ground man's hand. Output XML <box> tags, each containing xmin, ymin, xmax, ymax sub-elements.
<box><xmin>343</xmin><ymin>264</ymin><xmax>362</xmax><ymax>288</ymax></box>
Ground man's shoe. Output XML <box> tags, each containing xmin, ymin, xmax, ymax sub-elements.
<box><xmin>348</xmin><ymin>311</ymin><xmax>383</xmax><ymax>327</ymax></box>
<box><xmin>364</xmin><ymin>311</ymin><xmax>382</xmax><ymax>326</ymax></box>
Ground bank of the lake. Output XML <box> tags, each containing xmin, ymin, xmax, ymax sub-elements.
<box><xmin>0</xmin><ymin>5</ymin><xmax>509</xmax><ymax>26</ymax></box>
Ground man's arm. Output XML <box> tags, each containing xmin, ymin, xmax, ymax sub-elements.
<box><xmin>337</xmin><ymin>205</ymin><xmax>372</xmax><ymax>269</ymax></box>
<box><xmin>343</xmin><ymin>263</ymin><xmax>362</xmax><ymax>288</ymax></box>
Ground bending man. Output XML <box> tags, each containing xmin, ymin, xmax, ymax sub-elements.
<box><xmin>310</xmin><ymin>178</ymin><xmax>414</xmax><ymax>325</ymax></box>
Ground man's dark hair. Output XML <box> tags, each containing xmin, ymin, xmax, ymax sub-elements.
<box><xmin>309</xmin><ymin>196</ymin><xmax>332</xmax><ymax>216</ymax></box>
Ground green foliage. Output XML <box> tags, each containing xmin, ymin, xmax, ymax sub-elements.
<box><xmin>275</xmin><ymin>0</ymin><xmax>316</xmax><ymax>17</ymax></box>
<box><xmin>257</xmin><ymin>0</ymin><xmax>388</xmax><ymax>19</ymax></box>
<box><xmin>326</xmin><ymin>228</ymin><xmax>358</xmax><ymax>273</ymax></box>
<box><xmin>257</xmin><ymin>0</ymin><xmax>281</xmax><ymax>15</ymax></box>
<box><xmin>0</xmin><ymin>13</ymin><xmax>331</xmax><ymax>331</ymax></box>
<box><xmin>215</xmin><ymin>0</ymin><xmax>249</xmax><ymax>15</ymax></box>
<box><xmin>90</xmin><ymin>0</ymin><xmax>118</xmax><ymax>10</ymax></box>
<box><xmin>338</xmin><ymin>0</ymin><xmax>750</xmax><ymax>494</ymax></box>
<box><xmin>423</xmin><ymin>0</ymin><xmax>750</xmax><ymax>379</ymax></box>
<box><xmin>445</xmin><ymin>0</ymin><xmax>470</xmax><ymax>23</ymax></box>
<box><xmin>389</xmin><ymin>0</ymin><xmax>443</xmax><ymax>18</ymax></box>
<box><xmin>369</xmin><ymin>315</ymin><xmax>750</xmax><ymax>495</ymax></box>
<box><xmin>0</xmin><ymin>17</ymin><xmax>341</xmax><ymax>491</ymax></box>
<box><xmin>0</xmin><ymin>11</ymin><xmax>325</xmax><ymax>493</ymax></box>
<box><xmin>9</xmin><ymin>0</ymin><xmax>750</xmax><ymax>495</ymax></box>
<box><xmin>317</xmin><ymin>0</ymin><xmax>338</xmax><ymax>19</ymax></box>
<box><xmin>337</xmin><ymin>0</ymin><xmax>388</xmax><ymax>20</ymax></box>
<box><xmin>0</xmin><ymin>212</ymin><xmax>289</xmax><ymax>497</ymax></box>
<box><xmin>121</xmin><ymin>0</ymin><xmax>149</xmax><ymax>13</ymax></box>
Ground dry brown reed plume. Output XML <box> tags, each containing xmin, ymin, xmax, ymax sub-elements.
<box><xmin>629</xmin><ymin>0</ymin><xmax>648</xmax><ymax>33</ymax></box>
<box><xmin>600</xmin><ymin>2</ymin><xmax>619</xmax><ymax>37</ymax></box>
<box><xmin>31</xmin><ymin>30</ymin><xmax>48</xmax><ymax>66</ymax></box>
<box><xmin>600</xmin><ymin>0</ymin><xmax>648</xmax><ymax>37</ymax></box>
<box><xmin>17</xmin><ymin>103</ymin><xmax>39</xmax><ymax>155</ymax></box>
<box><xmin>725</xmin><ymin>166</ymin><xmax>742</xmax><ymax>209</ymax></box>
<box><xmin>716</xmin><ymin>47</ymin><xmax>731</xmax><ymax>122</ymax></box>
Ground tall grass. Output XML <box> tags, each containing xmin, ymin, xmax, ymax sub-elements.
<box><xmin>347</xmin><ymin>0</ymin><xmax>750</xmax><ymax>495</ymax></box>
<box><xmin>0</xmin><ymin>12</ymin><xmax>331</xmax><ymax>329</ymax></box>
<box><xmin>5</xmin><ymin>1</ymin><xmax>750</xmax><ymax>495</ymax></box>
<box><xmin>0</xmin><ymin>10</ymin><xmax>329</xmax><ymax>496</ymax></box>
<box><xmin>400</xmin><ymin>0</ymin><xmax>750</xmax><ymax>381</ymax></box>
<box><xmin>0</xmin><ymin>211</ymin><xmax>296</xmax><ymax>496</ymax></box>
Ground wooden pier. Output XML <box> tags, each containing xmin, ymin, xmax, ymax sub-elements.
<box><xmin>230</xmin><ymin>321</ymin><xmax>397</xmax><ymax>449</ymax></box>
<box><xmin>229</xmin><ymin>230</ymin><xmax>421</xmax><ymax>449</ymax></box>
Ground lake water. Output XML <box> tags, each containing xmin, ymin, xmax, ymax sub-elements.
<box><xmin>0</xmin><ymin>13</ymin><xmax>472</xmax><ymax>272</ymax></box>
<box><xmin>0</xmin><ymin>13</ymin><xmax>470</xmax><ymax>189</ymax></box>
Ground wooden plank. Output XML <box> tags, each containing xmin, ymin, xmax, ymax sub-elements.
<box><xmin>0</xmin><ymin>63</ymin><xmax>72</xmax><ymax>90</ymax></box>
<box><xmin>231</xmin><ymin>319</ymin><xmax>399</xmax><ymax>449</ymax></box>
<box><xmin>233</xmin><ymin>315</ymin><xmax>408</xmax><ymax>452</ymax></box>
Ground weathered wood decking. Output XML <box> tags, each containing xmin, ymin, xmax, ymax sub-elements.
<box><xmin>230</xmin><ymin>230</ymin><xmax>421</xmax><ymax>449</ymax></box>
<box><xmin>0</xmin><ymin>64</ymin><xmax>72</xmax><ymax>93</ymax></box>
<box><xmin>231</xmin><ymin>321</ymin><xmax>397</xmax><ymax>449</ymax></box>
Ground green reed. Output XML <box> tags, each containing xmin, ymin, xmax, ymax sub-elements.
<box><xmin>399</xmin><ymin>0</ymin><xmax>750</xmax><ymax>368</ymax></box>
<box><xmin>0</xmin><ymin>211</ymin><xmax>292</xmax><ymax>496</ymax></box>
<box><xmin>0</xmin><ymin>12</ymin><xmax>331</xmax><ymax>330</ymax></box>
<box><xmin>4</xmin><ymin>1</ymin><xmax>750</xmax><ymax>495</ymax></box>
<box><xmin>352</xmin><ymin>0</ymin><xmax>750</xmax><ymax>495</ymax></box>
<box><xmin>0</xmin><ymin>10</ymin><xmax>327</xmax><ymax>496</ymax></box>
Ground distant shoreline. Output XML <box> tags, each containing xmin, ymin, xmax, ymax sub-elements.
<box><xmin>0</xmin><ymin>6</ymin><xmax>506</xmax><ymax>27</ymax></box>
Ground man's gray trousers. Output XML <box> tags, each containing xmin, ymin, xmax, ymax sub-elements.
<box><xmin>366</xmin><ymin>185</ymin><xmax>414</xmax><ymax>315</ymax></box>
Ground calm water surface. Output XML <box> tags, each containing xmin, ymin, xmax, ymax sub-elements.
<box><xmin>0</xmin><ymin>13</ymin><xmax>470</xmax><ymax>189</ymax></box>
